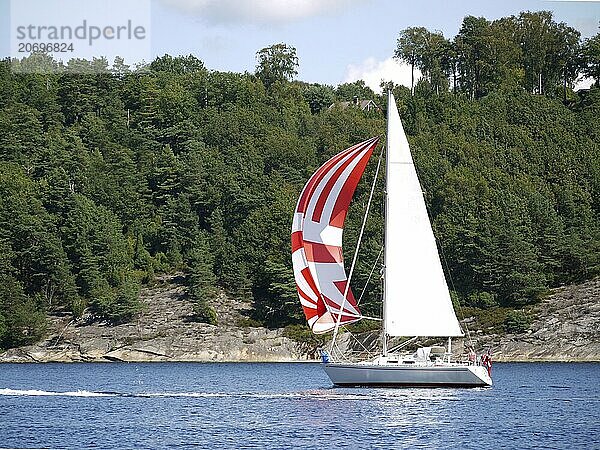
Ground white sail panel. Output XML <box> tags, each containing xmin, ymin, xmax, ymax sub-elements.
<box><xmin>384</xmin><ymin>92</ymin><xmax>462</xmax><ymax>337</ymax></box>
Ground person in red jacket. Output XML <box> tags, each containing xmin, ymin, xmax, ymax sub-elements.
<box><xmin>481</xmin><ymin>349</ymin><xmax>492</xmax><ymax>377</ymax></box>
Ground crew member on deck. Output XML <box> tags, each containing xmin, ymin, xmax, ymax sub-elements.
<box><xmin>481</xmin><ymin>349</ymin><xmax>493</xmax><ymax>376</ymax></box>
<box><xmin>468</xmin><ymin>347</ymin><xmax>476</xmax><ymax>364</ymax></box>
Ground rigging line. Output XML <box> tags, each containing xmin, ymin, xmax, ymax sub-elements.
<box><xmin>332</xmin><ymin>334</ymin><xmax>348</xmax><ymax>362</ymax></box>
<box><xmin>387</xmin><ymin>336</ymin><xmax>419</xmax><ymax>354</ymax></box>
<box><xmin>344</xmin><ymin>330</ymin><xmax>377</xmax><ymax>361</ymax></box>
<box><xmin>336</xmin><ymin>326</ymin><xmax>377</xmax><ymax>361</ymax></box>
<box><xmin>330</xmin><ymin>143</ymin><xmax>384</xmax><ymax>353</ymax></box>
<box><xmin>327</xmin><ymin>311</ymin><xmax>382</xmax><ymax>321</ymax></box>
<box><xmin>357</xmin><ymin>245</ymin><xmax>384</xmax><ymax>305</ymax></box>
<box><xmin>349</xmin><ymin>330</ymin><xmax>378</xmax><ymax>360</ymax></box>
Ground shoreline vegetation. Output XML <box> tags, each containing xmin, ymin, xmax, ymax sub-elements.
<box><xmin>1</xmin><ymin>10</ymin><xmax>599</xmax><ymax>357</ymax></box>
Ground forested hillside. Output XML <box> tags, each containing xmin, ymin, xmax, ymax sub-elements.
<box><xmin>1</xmin><ymin>11</ymin><xmax>599</xmax><ymax>350</ymax></box>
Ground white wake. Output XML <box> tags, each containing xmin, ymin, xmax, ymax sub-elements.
<box><xmin>0</xmin><ymin>388</ymin><xmax>454</xmax><ymax>401</ymax></box>
<box><xmin>0</xmin><ymin>388</ymin><xmax>113</xmax><ymax>397</ymax></box>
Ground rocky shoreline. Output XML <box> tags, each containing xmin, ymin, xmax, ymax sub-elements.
<box><xmin>0</xmin><ymin>275</ymin><xmax>314</xmax><ymax>363</ymax></box>
<box><xmin>474</xmin><ymin>277</ymin><xmax>600</xmax><ymax>362</ymax></box>
<box><xmin>1</xmin><ymin>275</ymin><xmax>598</xmax><ymax>363</ymax></box>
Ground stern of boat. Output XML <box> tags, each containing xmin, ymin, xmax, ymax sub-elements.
<box><xmin>468</xmin><ymin>365</ymin><xmax>493</xmax><ymax>386</ymax></box>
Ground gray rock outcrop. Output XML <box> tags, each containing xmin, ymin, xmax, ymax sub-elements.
<box><xmin>0</xmin><ymin>274</ymin><xmax>312</xmax><ymax>363</ymax></box>
<box><xmin>1</xmin><ymin>275</ymin><xmax>598</xmax><ymax>363</ymax></box>
<box><xmin>473</xmin><ymin>277</ymin><xmax>600</xmax><ymax>361</ymax></box>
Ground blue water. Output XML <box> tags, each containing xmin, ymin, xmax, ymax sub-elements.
<box><xmin>0</xmin><ymin>363</ymin><xmax>598</xmax><ymax>449</ymax></box>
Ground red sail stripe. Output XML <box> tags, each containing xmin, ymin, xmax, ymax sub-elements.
<box><xmin>296</xmin><ymin>145</ymin><xmax>356</xmax><ymax>213</ymax></box>
<box><xmin>302</xmin><ymin>305</ymin><xmax>318</xmax><ymax>320</ymax></box>
<box><xmin>323</xmin><ymin>295</ymin><xmax>361</xmax><ymax>319</ymax></box>
<box><xmin>297</xmin><ymin>285</ymin><xmax>317</xmax><ymax>307</ymax></box>
<box><xmin>330</xmin><ymin>141</ymin><xmax>377</xmax><ymax>227</ymax></box>
<box><xmin>291</xmin><ymin>231</ymin><xmax>303</xmax><ymax>253</ymax></box>
<box><xmin>321</xmin><ymin>276</ymin><xmax>358</xmax><ymax>318</ymax></box>
<box><xmin>300</xmin><ymin>267</ymin><xmax>320</xmax><ymax>300</ymax></box>
<box><xmin>303</xmin><ymin>241</ymin><xmax>344</xmax><ymax>263</ymax></box>
<box><xmin>311</xmin><ymin>145</ymin><xmax>368</xmax><ymax>223</ymax></box>
<box><xmin>333</xmin><ymin>279</ymin><xmax>356</xmax><ymax>304</ymax></box>
<box><xmin>302</xmin><ymin>303</ymin><xmax>318</xmax><ymax>321</ymax></box>
<box><xmin>303</xmin><ymin>306</ymin><xmax>317</xmax><ymax>320</ymax></box>
<box><xmin>331</xmin><ymin>313</ymin><xmax>361</xmax><ymax>324</ymax></box>
<box><xmin>296</xmin><ymin>140</ymin><xmax>367</xmax><ymax>214</ymax></box>
<box><xmin>316</xmin><ymin>294</ymin><xmax>327</xmax><ymax>316</ymax></box>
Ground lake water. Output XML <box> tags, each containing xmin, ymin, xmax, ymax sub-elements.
<box><xmin>0</xmin><ymin>362</ymin><xmax>598</xmax><ymax>449</ymax></box>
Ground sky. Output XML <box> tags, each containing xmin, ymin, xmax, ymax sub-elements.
<box><xmin>1</xmin><ymin>0</ymin><xmax>600</xmax><ymax>90</ymax></box>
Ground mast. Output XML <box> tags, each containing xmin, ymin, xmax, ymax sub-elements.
<box><xmin>382</xmin><ymin>90</ymin><xmax>392</xmax><ymax>357</ymax></box>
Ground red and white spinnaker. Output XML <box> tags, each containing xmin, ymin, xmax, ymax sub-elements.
<box><xmin>291</xmin><ymin>137</ymin><xmax>379</xmax><ymax>334</ymax></box>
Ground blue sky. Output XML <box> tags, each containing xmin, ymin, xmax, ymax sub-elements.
<box><xmin>2</xmin><ymin>0</ymin><xmax>599</xmax><ymax>88</ymax></box>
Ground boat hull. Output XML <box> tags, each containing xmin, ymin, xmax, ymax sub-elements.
<box><xmin>324</xmin><ymin>363</ymin><xmax>492</xmax><ymax>387</ymax></box>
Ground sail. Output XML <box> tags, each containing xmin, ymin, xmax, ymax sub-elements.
<box><xmin>384</xmin><ymin>92</ymin><xmax>462</xmax><ymax>337</ymax></box>
<box><xmin>292</xmin><ymin>137</ymin><xmax>379</xmax><ymax>334</ymax></box>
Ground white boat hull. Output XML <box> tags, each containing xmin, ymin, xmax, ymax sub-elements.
<box><xmin>324</xmin><ymin>363</ymin><xmax>492</xmax><ymax>387</ymax></box>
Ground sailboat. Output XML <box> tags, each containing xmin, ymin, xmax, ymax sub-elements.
<box><xmin>291</xmin><ymin>91</ymin><xmax>492</xmax><ymax>387</ymax></box>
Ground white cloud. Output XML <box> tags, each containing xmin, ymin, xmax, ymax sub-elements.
<box><xmin>160</xmin><ymin>0</ymin><xmax>365</xmax><ymax>24</ymax></box>
<box><xmin>343</xmin><ymin>57</ymin><xmax>421</xmax><ymax>93</ymax></box>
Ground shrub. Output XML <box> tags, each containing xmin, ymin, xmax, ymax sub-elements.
<box><xmin>283</xmin><ymin>324</ymin><xmax>325</xmax><ymax>347</ymax></box>
<box><xmin>193</xmin><ymin>301</ymin><xmax>218</xmax><ymax>325</ymax></box>
<box><xmin>236</xmin><ymin>317</ymin><xmax>263</xmax><ymax>328</ymax></box>
<box><xmin>91</xmin><ymin>277</ymin><xmax>144</xmax><ymax>324</ymax></box>
<box><xmin>504</xmin><ymin>310</ymin><xmax>531</xmax><ymax>333</ymax></box>
<box><xmin>346</xmin><ymin>319</ymin><xmax>381</xmax><ymax>333</ymax></box>
<box><xmin>467</xmin><ymin>291</ymin><xmax>498</xmax><ymax>308</ymax></box>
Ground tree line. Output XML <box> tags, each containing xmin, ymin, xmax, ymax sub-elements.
<box><xmin>0</xmin><ymin>11</ymin><xmax>598</xmax><ymax>349</ymax></box>
<box><xmin>395</xmin><ymin>11</ymin><xmax>600</xmax><ymax>100</ymax></box>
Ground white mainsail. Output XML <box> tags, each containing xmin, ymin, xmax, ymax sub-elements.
<box><xmin>384</xmin><ymin>91</ymin><xmax>463</xmax><ymax>337</ymax></box>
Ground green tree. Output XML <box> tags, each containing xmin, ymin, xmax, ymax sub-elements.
<box><xmin>255</xmin><ymin>43</ymin><xmax>299</xmax><ymax>88</ymax></box>
<box><xmin>0</xmin><ymin>104</ymin><xmax>44</xmax><ymax>166</ymax></box>
<box><xmin>150</xmin><ymin>54</ymin><xmax>205</xmax><ymax>74</ymax></box>
<box><xmin>504</xmin><ymin>310</ymin><xmax>531</xmax><ymax>333</ymax></box>
<box><xmin>303</xmin><ymin>83</ymin><xmax>335</xmax><ymax>114</ymax></box>
<box><xmin>395</xmin><ymin>27</ymin><xmax>429</xmax><ymax>94</ymax></box>
<box><xmin>252</xmin><ymin>259</ymin><xmax>302</xmax><ymax>327</ymax></box>
<box><xmin>581</xmin><ymin>32</ymin><xmax>600</xmax><ymax>86</ymax></box>
<box><xmin>454</xmin><ymin>16</ymin><xmax>496</xmax><ymax>98</ymax></box>
<box><xmin>517</xmin><ymin>11</ymin><xmax>581</xmax><ymax>95</ymax></box>
<box><xmin>0</xmin><ymin>163</ymin><xmax>76</xmax><ymax>309</ymax></box>
<box><xmin>334</xmin><ymin>80</ymin><xmax>376</xmax><ymax>102</ymax></box>
<box><xmin>187</xmin><ymin>232</ymin><xmax>218</xmax><ymax>324</ymax></box>
<box><xmin>0</xmin><ymin>275</ymin><xmax>47</xmax><ymax>348</ymax></box>
<box><xmin>62</xmin><ymin>195</ymin><xmax>142</xmax><ymax>322</ymax></box>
